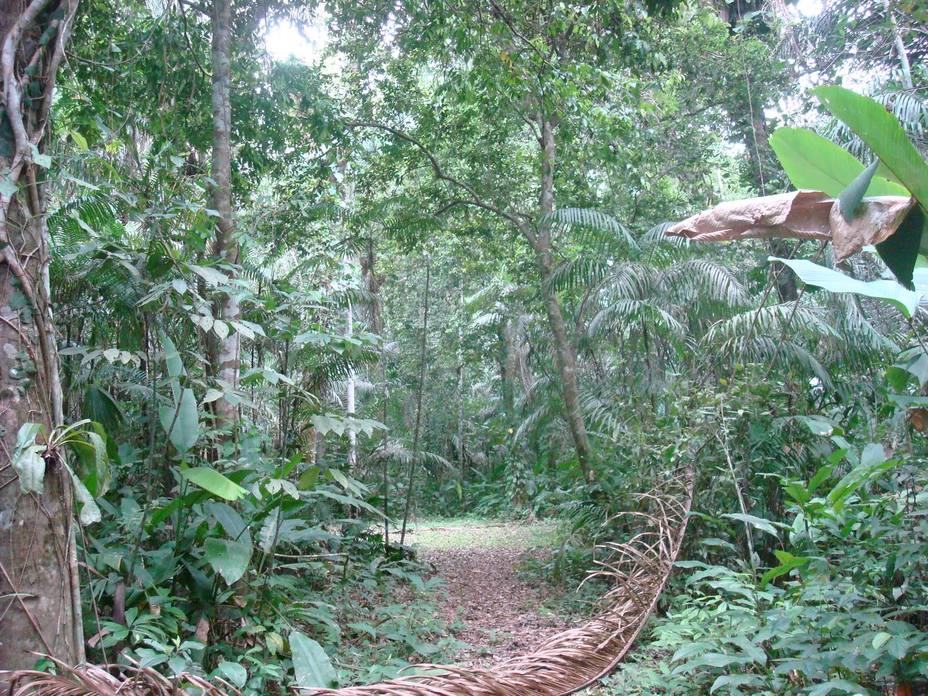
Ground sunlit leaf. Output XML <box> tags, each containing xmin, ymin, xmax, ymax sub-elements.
<box><xmin>181</xmin><ymin>467</ymin><xmax>247</xmax><ymax>501</ymax></box>
<box><xmin>770</xmin><ymin>257</ymin><xmax>920</xmax><ymax>317</ymax></box>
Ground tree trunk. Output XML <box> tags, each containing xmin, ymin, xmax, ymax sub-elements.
<box><xmin>399</xmin><ymin>262</ymin><xmax>429</xmax><ymax>545</ymax></box>
<box><xmin>500</xmin><ymin>320</ymin><xmax>517</xmax><ymax>416</ymax></box>
<box><xmin>345</xmin><ymin>301</ymin><xmax>357</xmax><ymax>470</ymax></box>
<box><xmin>362</xmin><ymin>241</ymin><xmax>390</xmax><ymax>548</ymax></box>
<box><xmin>209</xmin><ymin>0</ymin><xmax>240</xmax><ymax>425</ymax></box>
<box><xmin>532</xmin><ymin>116</ymin><xmax>594</xmax><ymax>482</ymax></box>
<box><xmin>457</xmin><ymin>286</ymin><xmax>465</xmax><ymax>481</ymax></box>
<box><xmin>883</xmin><ymin>0</ymin><xmax>914</xmax><ymax>90</ymax></box>
<box><xmin>0</xmin><ymin>0</ymin><xmax>83</xmax><ymax>671</ymax></box>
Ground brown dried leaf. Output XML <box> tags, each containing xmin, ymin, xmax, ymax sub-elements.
<box><xmin>196</xmin><ymin>615</ymin><xmax>211</xmax><ymax>643</ymax></box>
<box><xmin>829</xmin><ymin>195</ymin><xmax>915</xmax><ymax>262</ymax></box>
<box><xmin>666</xmin><ymin>191</ymin><xmax>834</xmax><ymax>243</ymax></box>
<box><xmin>666</xmin><ymin>190</ymin><xmax>915</xmax><ymax>262</ymax></box>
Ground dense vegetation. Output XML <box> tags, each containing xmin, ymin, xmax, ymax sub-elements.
<box><xmin>0</xmin><ymin>0</ymin><xmax>927</xmax><ymax>694</ymax></box>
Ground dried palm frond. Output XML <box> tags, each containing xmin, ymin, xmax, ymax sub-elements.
<box><xmin>3</xmin><ymin>658</ymin><xmax>240</xmax><ymax>696</ymax></box>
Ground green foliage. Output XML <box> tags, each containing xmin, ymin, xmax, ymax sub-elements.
<box><xmin>290</xmin><ymin>631</ymin><xmax>337</xmax><ymax>689</ymax></box>
<box><xmin>14</xmin><ymin>1</ymin><xmax>927</xmax><ymax>693</ymax></box>
<box><xmin>769</xmin><ymin>127</ymin><xmax>905</xmax><ymax>197</ymax></box>
<box><xmin>814</xmin><ymin>87</ymin><xmax>928</xmax><ymax>214</ymax></box>
<box><xmin>771</xmin><ymin>258</ymin><xmax>921</xmax><ymax>318</ymax></box>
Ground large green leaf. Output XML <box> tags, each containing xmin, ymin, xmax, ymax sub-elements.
<box><xmin>69</xmin><ymin>466</ymin><xmax>102</xmax><ymax>525</ymax></box>
<box><xmin>769</xmin><ymin>127</ymin><xmax>907</xmax><ymax>197</ymax></box>
<box><xmin>204</xmin><ymin>537</ymin><xmax>252</xmax><ymax>584</ymax></box>
<box><xmin>214</xmin><ymin>661</ymin><xmax>247</xmax><ymax>688</ymax></box>
<box><xmin>181</xmin><ymin>467</ymin><xmax>248</xmax><ymax>501</ymax></box>
<box><xmin>82</xmin><ymin>385</ymin><xmax>124</xmax><ymax>432</ymax></box>
<box><xmin>290</xmin><ymin>630</ymin><xmax>337</xmax><ymax>689</ymax></box>
<box><xmin>69</xmin><ymin>428</ymin><xmax>111</xmax><ymax>497</ymax></box>
<box><xmin>207</xmin><ymin>501</ymin><xmax>247</xmax><ymax>539</ymax></box>
<box><xmin>760</xmin><ymin>550</ymin><xmax>809</xmax><ymax>588</ymax></box>
<box><xmin>160</xmin><ymin>331</ymin><xmax>184</xmax><ymax>378</ymax></box>
<box><xmin>770</xmin><ymin>257</ymin><xmax>921</xmax><ymax>318</ymax></box>
<box><xmin>813</xmin><ymin>86</ymin><xmax>928</xmax><ymax>210</ymax></box>
<box><xmin>12</xmin><ymin>423</ymin><xmax>46</xmax><ymax>494</ymax></box>
<box><xmin>158</xmin><ymin>388</ymin><xmax>199</xmax><ymax>453</ymax></box>
<box><xmin>826</xmin><ymin>443</ymin><xmax>899</xmax><ymax>512</ymax></box>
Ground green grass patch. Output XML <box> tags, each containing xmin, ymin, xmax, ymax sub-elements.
<box><xmin>404</xmin><ymin>518</ymin><xmax>559</xmax><ymax>551</ymax></box>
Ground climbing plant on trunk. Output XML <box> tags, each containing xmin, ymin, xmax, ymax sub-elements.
<box><xmin>0</xmin><ymin>0</ymin><xmax>83</xmax><ymax>671</ymax></box>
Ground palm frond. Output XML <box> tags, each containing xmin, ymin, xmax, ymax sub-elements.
<box><xmin>716</xmin><ymin>335</ymin><xmax>834</xmax><ymax>389</ymax></box>
<box><xmin>548</xmin><ymin>257</ymin><xmax>613</xmax><ymax>293</ymax></box>
<box><xmin>588</xmin><ymin>299</ymin><xmax>686</xmax><ymax>346</ymax></box>
<box><xmin>368</xmin><ymin>440</ymin><xmax>453</xmax><ymax>473</ymax></box>
<box><xmin>641</xmin><ymin>221</ymin><xmax>688</xmax><ymax>248</ymax></box>
<box><xmin>49</xmin><ymin>193</ymin><xmax>119</xmax><ymax>244</ymax></box>
<box><xmin>661</xmin><ymin>259</ymin><xmax>749</xmax><ymax>308</ymax></box>
<box><xmin>704</xmin><ymin>303</ymin><xmax>839</xmax><ymax>346</ymax></box>
<box><xmin>599</xmin><ymin>262</ymin><xmax>653</xmax><ymax>301</ymax></box>
<box><xmin>513</xmin><ymin>401</ymin><xmax>553</xmax><ymax>443</ymax></box>
<box><xmin>544</xmin><ymin>207</ymin><xmax>639</xmax><ymax>252</ymax></box>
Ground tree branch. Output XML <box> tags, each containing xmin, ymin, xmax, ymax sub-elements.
<box><xmin>344</xmin><ymin>119</ymin><xmax>533</xmax><ymax>239</ymax></box>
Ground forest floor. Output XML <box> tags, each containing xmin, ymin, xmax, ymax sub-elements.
<box><xmin>404</xmin><ymin>518</ymin><xmax>573</xmax><ymax>667</ymax></box>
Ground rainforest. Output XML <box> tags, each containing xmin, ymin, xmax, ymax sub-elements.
<box><xmin>0</xmin><ymin>1</ymin><xmax>927</xmax><ymax>694</ymax></box>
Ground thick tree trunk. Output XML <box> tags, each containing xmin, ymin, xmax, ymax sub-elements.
<box><xmin>533</xmin><ymin>117</ymin><xmax>594</xmax><ymax>481</ymax></box>
<box><xmin>209</xmin><ymin>0</ymin><xmax>240</xmax><ymax>424</ymax></box>
<box><xmin>0</xmin><ymin>0</ymin><xmax>83</xmax><ymax>672</ymax></box>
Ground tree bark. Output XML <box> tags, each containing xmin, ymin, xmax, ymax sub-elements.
<box><xmin>500</xmin><ymin>320</ymin><xmax>518</xmax><ymax>416</ymax></box>
<box><xmin>362</xmin><ymin>241</ymin><xmax>390</xmax><ymax>548</ymax></box>
<box><xmin>345</xmin><ymin>301</ymin><xmax>357</xmax><ymax>470</ymax></box>
<box><xmin>0</xmin><ymin>0</ymin><xmax>83</xmax><ymax>671</ymax></box>
<box><xmin>399</xmin><ymin>262</ymin><xmax>429</xmax><ymax>545</ymax></box>
<box><xmin>457</xmin><ymin>285</ymin><xmax>465</xmax><ymax>481</ymax></box>
<box><xmin>533</xmin><ymin>116</ymin><xmax>594</xmax><ymax>482</ymax></box>
<box><xmin>209</xmin><ymin>0</ymin><xmax>240</xmax><ymax>425</ymax></box>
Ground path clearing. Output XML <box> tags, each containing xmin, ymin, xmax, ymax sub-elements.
<box><xmin>405</xmin><ymin>519</ymin><xmax>572</xmax><ymax>667</ymax></box>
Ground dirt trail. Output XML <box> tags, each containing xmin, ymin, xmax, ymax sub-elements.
<box><xmin>405</xmin><ymin>520</ymin><xmax>571</xmax><ymax>667</ymax></box>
